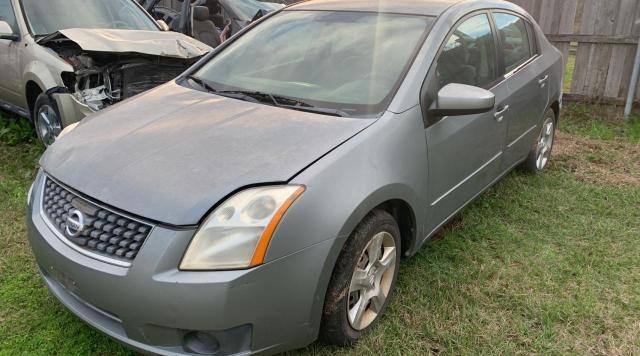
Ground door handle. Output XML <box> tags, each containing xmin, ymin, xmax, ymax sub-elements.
<box><xmin>494</xmin><ymin>105</ymin><xmax>509</xmax><ymax>122</ymax></box>
<box><xmin>538</xmin><ymin>75</ymin><xmax>549</xmax><ymax>85</ymax></box>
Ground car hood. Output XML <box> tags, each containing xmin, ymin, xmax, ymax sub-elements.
<box><xmin>40</xmin><ymin>82</ymin><xmax>375</xmax><ymax>226</ymax></box>
<box><xmin>37</xmin><ymin>28</ymin><xmax>212</xmax><ymax>59</ymax></box>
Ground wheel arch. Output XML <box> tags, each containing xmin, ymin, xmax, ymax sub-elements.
<box><xmin>25</xmin><ymin>80</ymin><xmax>43</xmax><ymax>118</ymax></box>
<box><xmin>550</xmin><ymin>100</ymin><xmax>560</xmax><ymax>122</ymax></box>
<box><xmin>335</xmin><ymin>184</ymin><xmax>421</xmax><ymax>259</ymax></box>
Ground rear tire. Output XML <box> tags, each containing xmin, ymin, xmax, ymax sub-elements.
<box><xmin>33</xmin><ymin>94</ymin><xmax>63</xmax><ymax>147</ymax></box>
<box><xmin>320</xmin><ymin>209</ymin><xmax>401</xmax><ymax>346</ymax></box>
<box><xmin>522</xmin><ymin>108</ymin><xmax>556</xmax><ymax>174</ymax></box>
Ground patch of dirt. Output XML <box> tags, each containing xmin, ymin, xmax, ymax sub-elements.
<box><xmin>430</xmin><ymin>215</ymin><xmax>465</xmax><ymax>243</ymax></box>
<box><xmin>552</xmin><ymin>131</ymin><xmax>640</xmax><ymax>187</ymax></box>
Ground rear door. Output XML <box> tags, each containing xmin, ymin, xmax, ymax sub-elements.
<box><xmin>422</xmin><ymin>12</ymin><xmax>509</xmax><ymax>232</ymax></box>
<box><xmin>492</xmin><ymin>12</ymin><xmax>549</xmax><ymax>169</ymax></box>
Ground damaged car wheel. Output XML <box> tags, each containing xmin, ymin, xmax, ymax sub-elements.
<box><xmin>34</xmin><ymin>94</ymin><xmax>63</xmax><ymax>147</ymax></box>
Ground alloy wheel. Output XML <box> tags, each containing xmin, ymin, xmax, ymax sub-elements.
<box><xmin>347</xmin><ymin>231</ymin><xmax>397</xmax><ymax>331</ymax></box>
<box><xmin>36</xmin><ymin>104</ymin><xmax>62</xmax><ymax>147</ymax></box>
<box><xmin>535</xmin><ymin>114</ymin><xmax>555</xmax><ymax>171</ymax></box>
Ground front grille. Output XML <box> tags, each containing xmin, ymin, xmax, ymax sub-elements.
<box><xmin>41</xmin><ymin>177</ymin><xmax>152</xmax><ymax>263</ymax></box>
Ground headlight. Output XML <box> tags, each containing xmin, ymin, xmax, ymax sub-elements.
<box><xmin>180</xmin><ymin>185</ymin><xmax>305</xmax><ymax>270</ymax></box>
<box><xmin>27</xmin><ymin>180</ymin><xmax>35</xmax><ymax>206</ymax></box>
<box><xmin>57</xmin><ymin>122</ymin><xmax>79</xmax><ymax>140</ymax></box>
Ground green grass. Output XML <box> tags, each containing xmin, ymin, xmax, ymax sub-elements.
<box><xmin>560</xmin><ymin>103</ymin><xmax>640</xmax><ymax>143</ymax></box>
<box><xmin>564</xmin><ymin>53</ymin><xmax>575</xmax><ymax>93</ymax></box>
<box><xmin>1</xmin><ymin>106</ymin><xmax>639</xmax><ymax>355</ymax></box>
<box><xmin>0</xmin><ymin>111</ymin><xmax>37</xmax><ymax>146</ymax></box>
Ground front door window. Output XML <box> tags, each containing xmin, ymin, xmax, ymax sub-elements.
<box><xmin>436</xmin><ymin>14</ymin><xmax>498</xmax><ymax>89</ymax></box>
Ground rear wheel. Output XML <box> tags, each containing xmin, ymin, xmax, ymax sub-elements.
<box><xmin>522</xmin><ymin>108</ymin><xmax>556</xmax><ymax>174</ymax></box>
<box><xmin>320</xmin><ymin>209</ymin><xmax>401</xmax><ymax>346</ymax></box>
<box><xmin>34</xmin><ymin>94</ymin><xmax>63</xmax><ymax>147</ymax></box>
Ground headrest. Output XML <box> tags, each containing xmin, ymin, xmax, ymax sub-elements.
<box><xmin>193</xmin><ymin>6</ymin><xmax>210</xmax><ymax>21</ymax></box>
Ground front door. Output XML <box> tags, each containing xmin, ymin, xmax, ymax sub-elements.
<box><xmin>0</xmin><ymin>0</ymin><xmax>22</xmax><ymax>108</ymax></box>
<box><xmin>423</xmin><ymin>12</ymin><xmax>509</xmax><ymax>233</ymax></box>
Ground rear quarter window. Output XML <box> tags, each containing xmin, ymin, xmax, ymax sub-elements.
<box><xmin>493</xmin><ymin>12</ymin><xmax>533</xmax><ymax>73</ymax></box>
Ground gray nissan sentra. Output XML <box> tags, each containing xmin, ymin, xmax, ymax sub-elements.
<box><xmin>26</xmin><ymin>0</ymin><xmax>563</xmax><ymax>354</ymax></box>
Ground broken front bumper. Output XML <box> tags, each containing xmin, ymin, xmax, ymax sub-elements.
<box><xmin>52</xmin><ymin>93</ymin><xmax>95</xmax><ymax>128</ymax></box>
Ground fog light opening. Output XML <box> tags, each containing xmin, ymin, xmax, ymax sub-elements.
<box><xmin>183</xmin><ymin>331</ymin><xmax>220</xmax><ymax>355</ymax></box>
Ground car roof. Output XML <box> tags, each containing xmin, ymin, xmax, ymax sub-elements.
<box><xmin>286</xmin><ymin>0</ymin><xmax>465</xmax><ymax>17</ymax></box>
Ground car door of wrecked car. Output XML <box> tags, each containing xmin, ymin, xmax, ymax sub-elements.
<box><xmin>0</xmin><ymin>0</ymin><xmax>23</xmax><ymax>108</ymax></box>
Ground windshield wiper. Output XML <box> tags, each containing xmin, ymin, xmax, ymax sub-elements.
<box><xmin>217</xmin><ymin>90</ymin><xmax>350</xmax><ymax>117</ymax></box>
<box><xmin>185</xmin><ymin>75</ymin><xmax>217</xmax><ymax>94</ymax></box>
<box><xmin>277</xmin><ymin>104</ymin><xmax>350</xmax><ymax>118</ymax></box>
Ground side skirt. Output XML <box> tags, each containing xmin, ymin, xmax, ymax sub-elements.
<box><xmin>0</xmin><ymin>99</ymin><xmax>30</xmax><ymax>119</ymax></box>
<box><xmin>413</xmin><ymin>156</ymin><xmax>528</xmax><ymax>254</ymax></box>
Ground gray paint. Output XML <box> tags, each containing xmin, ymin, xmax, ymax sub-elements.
<box><xmin>437</xmin><ymin>83</ymin><xmax>496</xmax><ymax>112</ymax></box>
<box><xmin>41</xmin><ymin>83</ymin><xmax>374</xmax><ymax>225</ymax></box>
<box><xmin>29</xmin><ymin>0</ymin><xmax>564</xmax><ymax>354</ymax></box>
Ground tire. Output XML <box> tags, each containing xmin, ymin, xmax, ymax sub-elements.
<box><xmin>522</xmin><ymin>107</ymin><xmax>557</xmax><ymax>174</ymax></box>
<box><xmin>33</xmin><ymin>93</ymin><xmax>63</xmax><ymax>147</ymax></box>
<box><xmin>320</xmin><ymin>209</ymin><xmax>401</xmax><ymax>346</ymax></box>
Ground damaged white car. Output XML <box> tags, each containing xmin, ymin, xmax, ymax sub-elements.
<box><xmin>0</xmin><ymin>0</ymin><xmax>211</xmax><ymax>146</ymax></box>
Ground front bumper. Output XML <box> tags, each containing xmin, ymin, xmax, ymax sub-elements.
<box><xmin>52</xmin><ymin>93</ymin><xmax>94</xmax><ymax>128</ymax></box>
<box><xmin>27</xmin><ymin>174</ymin><xmax>334</xmax><ymax>355</ymax></box>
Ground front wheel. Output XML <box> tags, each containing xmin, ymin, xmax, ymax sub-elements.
<box><xmin>522</xmin><ymin>108</ymin><xmax>556</xmax><ymax>174</ymax></box>
<box><xmin>33</xmin><ymin>94</ymin><xmax>63</xmax><ymax>147</ymax></box>
<box><xmin>320</xmin><ymin>209</ymin><xmax>401</xmax><ymax>346</ymax></box>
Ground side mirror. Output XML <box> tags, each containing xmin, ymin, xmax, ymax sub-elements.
<box><xmin>431</xmin><ymin>83</ymin><xmax>495</xmax><ymax>117</ymax></box>
<box><xmin>156</xmin><ymin>19</ymin><xmax>170</xmax><ymax>31</ymax></box>
<box><xmin>0</xmin><ymin>21</ymin><xmax>18</xmax><ymax>41</ymax></box>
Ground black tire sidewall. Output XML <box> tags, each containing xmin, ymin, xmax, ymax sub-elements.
<box><xmin>320</xmin><ymin>209</ymin><xmax>401</xmax><ymax>346</ymax></box>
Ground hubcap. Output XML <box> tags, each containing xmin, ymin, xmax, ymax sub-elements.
<box><xmin>535</xmin><ymin>114</ymin><xmax>555</xmax><ymax>171</ymax></box>
<box><xmin>347</xmin><ymin>232</ymin><xmax>397</xmax><ymax>331</ymax></box>
<box><xmin>36</xmin><ymin>105</ymin><xmax>62</xmax><ymax>147</ymax></box>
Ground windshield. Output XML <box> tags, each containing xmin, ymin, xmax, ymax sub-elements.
<box><xmin>195</xmin><ymin>11</ymin><xmax>433</xmax><ymax>117</ymax></box>
<box><xmin>225</xmin><ymin>0</ymin><xmax>284</xmax><ymax>21</ymax></box>
<box><xmin>21</xmin><ymin>0</ymin><xmax>158</xmax><ymax>36</ymax></box>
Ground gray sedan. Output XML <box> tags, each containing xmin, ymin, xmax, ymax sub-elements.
<box><xmin>27</xmin><ymin>0</ymin><xmax>562</xmax><ymax>354</ymax></box>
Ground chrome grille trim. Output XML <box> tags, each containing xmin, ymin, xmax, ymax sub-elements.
<box><xmin>39</xmin><ymin>175</ymin><xmax>155</xmax><ymax>267</ymax></box>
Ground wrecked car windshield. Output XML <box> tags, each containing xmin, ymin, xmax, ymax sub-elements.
<box><xmin>21</xmin><ymin>0</ymin><xmax>158</xmax><ymax>36</ymax></box>
<box><xmin>195</xmin><ymin>11</ymin><xmax>433</xmax><ymax>117</ymax></box>
<box><xmin>226</xmin><ymin>0</ymin><xmax>285</xmax><ymax>21</ymax></box>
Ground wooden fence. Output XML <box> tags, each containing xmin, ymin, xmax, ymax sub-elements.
<box><xmin>507</xmin><ymin>0</ymin><xmax>640</xmax><ymax>104</ymax></box>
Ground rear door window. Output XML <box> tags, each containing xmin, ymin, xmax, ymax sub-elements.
<box><xmin>493</xmin><ymin>13</ymin><xmax>533</xmax><ymax>73</ymax></box>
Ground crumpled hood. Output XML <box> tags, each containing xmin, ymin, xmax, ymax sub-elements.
<box><xmin>40</xmin><ymin>82</ymin><xmax>375</xmax><ymax>225</ymax></box>
<box><xmin>38</xmin><ymin>28</ymin><xmax>212</xmax><ymax>59</ymax></box>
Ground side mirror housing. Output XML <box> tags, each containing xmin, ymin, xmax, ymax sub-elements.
<box><xmin>430</xmin><ymin>83</ymin><xmax>495</xmax><ymax>117</ymax></box>
<box><xmin>156</xmin><ymin>19</ymin><xmax>170</xmax><ymax>32</ymax></box>
<box><xmin>0</xmin><ymin>21</ymin><xmax>18</xmax><ymax>41</ymax></box>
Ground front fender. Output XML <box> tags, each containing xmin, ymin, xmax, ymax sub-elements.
<box><xmin>22</xmin><ymin>45</ymin><xmax>73</xmax><ymax>95</ymax></box>
<box><xmin>264</xmin><ymin>107</ymin><xmax>429</xmax><ymax>342</ymax></box>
